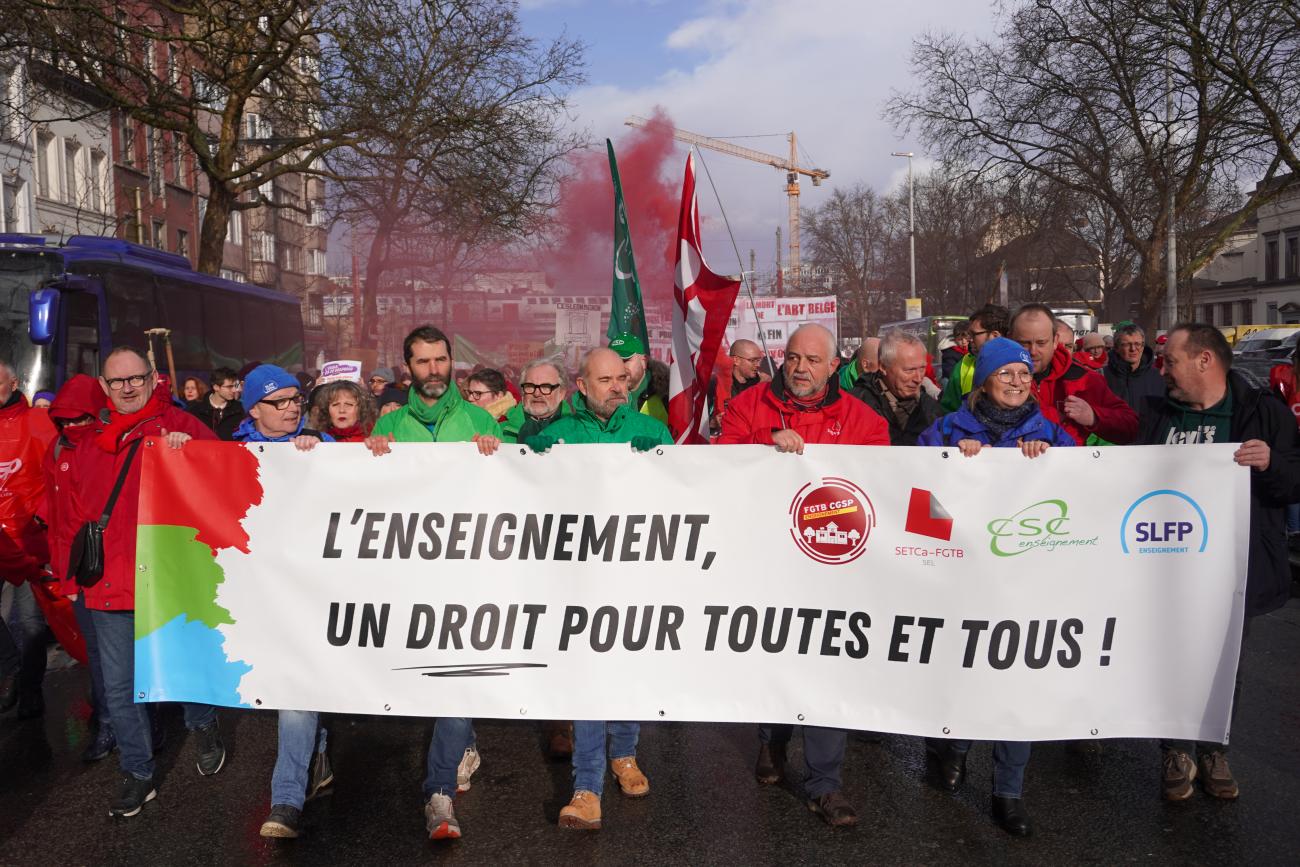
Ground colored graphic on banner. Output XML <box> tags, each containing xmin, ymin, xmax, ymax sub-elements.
<box><xmin>986</xmin><ymin>498</ymin><xmax>1098</xmax><ymax>557</ymax></box>
<box><xmin>905</xmin><ymin>488</ymin><xmax>953</xmax><ymax>541</ymax></box>
<box><xmin>789</xmin><ymin>478</ymin><xmax>874</xmax><ymax>564</ymax></box>
<box><xmin>1119</xmin><ymin>489</ymin><xmax>1209</xmax><ymax>555</ymax></box>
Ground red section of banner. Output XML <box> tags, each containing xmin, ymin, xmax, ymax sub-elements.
<box><xmin>138</xmin><ymin>440</ymin><xmax>264</xmax><ymax>554</ymax></box>
<box><xmin>667</xmin><ymin>153</ymin><xmax>741</xmax><ymax>444</ymax></box>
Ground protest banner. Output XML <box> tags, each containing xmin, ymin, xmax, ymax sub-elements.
<box><xmin>134</xmin><ymin>442</ymin><xmax>1247</xmax><ymax>744</ymax></box>
<box><xmin>727</xmin><ymin>296</ymin><xmax>838</xmax><ymax>364</ymax></box>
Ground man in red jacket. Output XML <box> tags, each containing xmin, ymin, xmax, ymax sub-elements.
<box><xmin>1009</xmin><ymin>304</ymin><xmax>1137</xmax><ymax>445</ymax></box>
<box><xmin>66</xmin><ymin>347</ymin><xmax>224</xmax><ymax>818</ymax></box>
<box><xmin>718</xmin><ymin>324</ymin><xmax>888</xmax><ymax>829</ymax></box>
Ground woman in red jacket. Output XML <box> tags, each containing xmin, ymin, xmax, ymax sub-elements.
<box><xmin>307</xmin><ymin>380</ymin><xmax>377</xmax><ymax>443</ymax></box>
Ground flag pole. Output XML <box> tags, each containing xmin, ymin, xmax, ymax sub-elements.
<box><xmin>693</xmin><ymin>146</ymin><xmax>773</xmax><ymax>364</ymax></box>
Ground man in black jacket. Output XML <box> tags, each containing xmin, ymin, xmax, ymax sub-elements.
<box><xmin>1138</xmin><ymin>323</ymin><xmax>1299</xmax><ymax>802</ymax></box>
<box><xmin>186</xmin><ymin>366</ymin><xmax>245</xmax><ymax>440</ymax></box>
<box><xmin>851</xmin><ymin>329</ymin><xmax>941</xmax><ymax>446</ymax></box>
<box><xmin>1104</xmin><ymin>323</ymin><xmax>1165</xmax><ymax>410</ymax></box>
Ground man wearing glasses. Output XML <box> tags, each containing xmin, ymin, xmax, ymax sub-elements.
<box><xmin>65</xmin><ymin>347</ymin><xmax>222</xmax><ymax>818</ymax></box>
<box><xmin>1103</xmin><ymin>323</ymin><xmax>1166</xmax><ymax>411</ymax></box>
<box><xmin>186</xmin><ymin>367</ymin><xmax>245</xmax><ymax>440</ymax></box>
<box><xmin>939</xmin><ymin>303</ymin><xmax>1009</xmax><ymax>412</ymax></box>
<box><xmin>708</xmin><ymin>339</ymin><xmax>768</xmax><ymax>435</ymax></box>
<box><xmin>500</xmin><ymin>359</ymin><xmax>570</xmax><ymax>443</ymax></box>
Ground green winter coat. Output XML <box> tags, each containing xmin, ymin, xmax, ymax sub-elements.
<box><xmin>500</xmin><ymin>400</ymin><xmax>573</xmax><ymax>443</ymax></box>
<box><xmin>939</xmin><ymin>352</ymin><xmax>975</xmax><ymax>413</ymax></box>
<box><xmin>371</xmin><ymin>381</ymin><xmax>501</xmax><ymax>443</ymax></box>
<box><xmin>541</xmin><ymin>394</ymin><xmax>673</xmax><ymax>445</ymax></box>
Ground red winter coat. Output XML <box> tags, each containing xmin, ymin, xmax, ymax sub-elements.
<box><xmin>1072</xmin><ymin>350</ymin><xmax>1107</xmax><ymax>371</ymax></box>
<box><xmin>716</xmin><ymin>374</ymin><xmax>891</xmax><ymax>446</ymax></box>
<box><xmin>1269</xmin><ymin>363</ymin><xmax>1300</xmax><ymax>429</ymax></box>
<box><xmin>1034</xmin><ymin>344</ymin><xmax>1138</xmax><ymax>445</ymax></box>
<box><xmin>0</xmin><ymin>394</ymin><xmax>56</xmax><ymax>584</ymax></box>
<box><xmin>68</xmin><ymin>394</ymin><xmax>215</xmax><ymax>610</ymax></box>
<box><xmin>42</xmin><ymin>375</ymin><xmax>106</xmax><ymax>587</ymax></box>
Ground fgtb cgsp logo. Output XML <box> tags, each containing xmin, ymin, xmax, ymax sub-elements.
<box><xmin>789</xmin><ymin>478</ymin><xmax>875</xmax><ymax>564</ymax></box>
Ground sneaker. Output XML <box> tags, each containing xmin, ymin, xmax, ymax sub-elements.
<box><xmin>558</xmin><ymin>790</ymin><xmax>602</xmax><ymax>830</ymax></box>
<box><xmin>1162</xmin><ymin>749</ymin><xmax>1197</xmax><ymax>801</ymax></box>
<box><xmin>424</xmin><ymin>793</ymin><xmax>461</xmax><ymax>840</ymax></box>
<box><xmin>808</xmin><ymin>790</ymin><xmax>858</xmax><ymax>827</ymax></box>
<box><xmin>193</xmin><ymin>720</ymin><xmax>226</xmax><ymax>776</ymax></box>
<box><xmin>109</xmin><ymin>774</ymin><xmax>157</xmax><ymax>818</ymax></box>
<box><xmin>82</xmin><ymin>725</ymin><xmax>117</xmax><ymax>763</ymax></box>
<box><xmin>610</xmin><ymin>756</ymin><xmax>649</xmax><ymax>797</ymax></box>
<box><xmin>307</xmin><ymin>750</ymin><xmax>334</xmax><ymax>800</ymax></box>
<box><xmin>259</xmin><ymin>804</ymin><xmax>302</xmax><ymax>838</ymax></box>
<box><xmin>1197</xmin><ymin>751</ymin><xmax>1240</xmax><ymax>800</ymax></box>
<box><xmin>455</xmin><ymin>745</ymin><xmax>480</xmax><ymax>793</ymax></box>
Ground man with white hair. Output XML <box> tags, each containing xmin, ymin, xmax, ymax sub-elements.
<box><xmin>500</xmin><ymin>359</ymin><xmax>571</xmax><ymax>443</ymax></box>
<box><xmin>851</xmin><ymin>329</ymin><xmax>943</xmax><ymax>446</ymax></box>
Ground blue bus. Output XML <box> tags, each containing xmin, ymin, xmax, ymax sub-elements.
<box><xmin>0</xmin><ymin>234</ymin><xmax>304</xmax><ymax>395</ymax></box>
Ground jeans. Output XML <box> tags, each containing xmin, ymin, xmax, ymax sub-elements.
<box><xmin>0</xmin><ymin>581</ymin><xmax>49</xmax><ymax>697</ymax></box>
<box><xmin>928</xmin><ymin>737</ymin><xmax>1032</xmax><ymax>798</ymax></box>
<box><xmin>572</xmin><ymin>721</ymin><xmax>640</xmax><ymax>797</ymax></box>
<box><xmin>271</xmin><ymin>710</ymin><xmax>327</xmax><ymax>809</ymax></box>
<box><xmin>422</xmin><ymin>717</ymin><xmax>475</xmax><ymax>798</ymax></box>
<box><xmin>1288</xmin><ymin>503</ymin><xmax>1300</xmax><ymax>534</ymax></box>
<box><xmin>1162</xmin><ymin>616</ymin><xmax>1251</xmax><ymax>757</ymax></box>
<box><xmin>91</xmin><ymin>609</ymin><xmax>217</xmax><ymax>780</ymax></box>
<box><xmin>759</xmin><ymin>724</ymin><xmax>847</xmax><ymax>799</ymax></box>
<box><xmin>72</xmin><ymin>596</ymin><xmax>110</xmax><ymax>733</ymax></box>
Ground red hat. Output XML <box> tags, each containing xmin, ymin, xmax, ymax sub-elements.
<box><xmin>48</xmin><ymin>374</ymin><xmax>107</xmax><ymax>421</ymax></box>
<box><xmin>1156</xmin><ymin>334</ymin><xmax>1168</xmax><ymax>345</ymax></box>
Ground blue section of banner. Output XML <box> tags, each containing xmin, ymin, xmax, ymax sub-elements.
<box><xmin>135</xmin><ymin>614</ymin><xmax>251</xmax><ymax>708</ymax></box>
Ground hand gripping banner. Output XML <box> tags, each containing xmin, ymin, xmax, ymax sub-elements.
<box><xmin>134</xmin><ymin>441</ymin><xmax>1249</xmax><ymax>744</ymax></box>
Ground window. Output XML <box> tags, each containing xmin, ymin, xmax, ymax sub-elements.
<box><xmin>147</xmin><ymin>129</ymin><xmax>162</xmax><ymax>196</ymax></box>
<box><xmin>167</xmin><ymin>45</ymin><xmax>179</xmax><ymax>88</ymax></box>
<box><xmin>251</xmin><ymin>230</ymin><xmax>275</xmax><ymax>262</ymax></box>
<box><xmin>152</xmin><ymin>219</ymin><xmax>165</xmax><ymax>250</ymax></box>
<box><xmin>220</xmin><ymin>268</ymin><xmax>246</xmax><ymax>283</ymax></box>
<box><xmin>90</xmin><ymin>152</ymin><xmax>106</xmax><ymax>212</ymax></box>
<box><xmin>1240</xmin><ymin>300</ymin><xmax>1254</xmax><ymax>323</ymax></box>
<box><xmin>35</xmin><ymin>131</ymin><xmax>53</xmax><ymax>198</ymax></box>
<box><xmin>1268</xmin><ymin>302</ymin><xmax>1280</xmax><ymax>325</ymax></box>
<box><xmin>1265</xmin><ymin>235</ymin><xmax>1279</xmax><ymax>281</ymax></box>
<box><xmin>66</xmin><ymin>290</ymin><xmax>100</xmax><ymax>377</ymax></box>
<box><xmin>1220</xmin><ymin>302</ymin><xmax>1234</xmax><ymax>327</ymax></box>
<box><xmin>241</xmin><ymin>297</ymin><xmax>275</xmax><ymax>359</ymax></box>
<box><xmin>156</xmin><ymin>281</ymin><xmax>208</xmax><ymax>369</ymax></box>
<box><xmin>104</xmin><ymin>267</ymin><xmax>159</xmax><ymax>350</ymax></box>
<box><xmin>204</xmin><ymin>289</ymin><xmax>244</xmax><ymax>366</ymax></box>
<box><xmin>280</xmin><ymin>243</ymin><xmax>301</xmax><ymax>273</ymax></box>
<box><xmin>121</xmin><ymin>119</ymin><xmax>136</xmax><ymax>166</ymax></box>
<box><xmin>245</xmin><ymin>113</ymin><xmax>272</xmax><ymax>141</ymax></box>
<box><xmin>64</xmin><ymin>140</ymin><xmax>81</xmax><ymax>204</ymax></box>
<box><xmin>167</xmin><ymin>132</ymin><xmax>181</xmax><ymax>185</ymax></box>
<box><xmin>307</xmin><ymin>199</ymin><xmax>325</xmax><ymax>226</ymax></box>
<box><xmin>1287</xmin><ymin>235</ymin><xmax>1299</xmax><ymax>280</ymax></box>
<box><xmin>306</xmin><ymin>248</ymin><xmax>327</xmax><ymax>275</ymax></box>
<box><xmin>0</xmin><ymin>67</ymin><xmax>13</xmax><ymax>141</ymax></box>
<box><xmin>226</xmin><ymin>208</ymin><xmax>243</xmax><ymax>245</ymax></box>
<box><xmin>2</xmin><ymin>176</ymin><xmax>26</xmax><ymax>232</ymax></box>
<box><xmin>176</xmin><ymin>228</ymin><xmax>189</xmax><ymax>258</ymax></box>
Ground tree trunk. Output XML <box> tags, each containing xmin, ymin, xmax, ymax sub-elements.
<box><xmin>196</xmin><ymin>183</ymin><xmax>236</xmax><ymax>276</ymax></box>
<box><xmin>1134</xmin><ymin>240</ymin><xmax>1167</xmax><ymax>334</ymax></box>
<box><xmin>359</xmin><ymin>220</ymin><xmax>396</xmax><ymax>350</ymax></box>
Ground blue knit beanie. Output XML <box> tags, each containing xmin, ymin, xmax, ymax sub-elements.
<box><xmin>973</xmin><ymin>337</ymin><xmax>1033</xmax><ymax>388</ymax></box>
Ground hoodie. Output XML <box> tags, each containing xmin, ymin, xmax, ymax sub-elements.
<box><xmin>1103</xmin><ymin>346</ymin><xmax>1166</xmax><ymax>411</ymax></box>
<box><xmin>40</xmin><ymin>375</ymin><xmax>105</xmax><ymax>584</ymax></box>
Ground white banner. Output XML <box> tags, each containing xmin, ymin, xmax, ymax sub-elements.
<box><xmin>135</xmin><ymin>443</ymin><xmax>1249</xmax><ymax>744</ymax></box>
<box><xmin>727</xmin><ymin>296</ymin><xmax>838</xmax><ymax>364</ymax></box>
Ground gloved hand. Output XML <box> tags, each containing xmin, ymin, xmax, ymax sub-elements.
<box><xmin>524</xmin><ymin>434</ymin><xmax>558</xmax><ymax>454</ymax></box>
<box><xmin>630</xmin><ymin>436</ymin><xmax>660</xmax><ymax>453</ymax></box>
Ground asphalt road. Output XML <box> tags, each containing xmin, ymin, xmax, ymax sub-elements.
<box><xmin>2</xmin><ymin>601</ymin><xmax>1299</xmax><ymax>866</ymax></box>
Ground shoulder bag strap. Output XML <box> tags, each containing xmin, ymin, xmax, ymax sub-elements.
<box><xmin>97</xmin><ymin>438</ymin><xmax>143</xmax><ymax>529</ymax></box>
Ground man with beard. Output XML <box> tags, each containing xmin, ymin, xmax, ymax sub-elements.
<box><xmin>364</xmin><ymin>325</ymin><xmax>501</xmax><ymax>841</ymax></box>
<box><xmin>500</xmin><ymin>359</ymin><xmax>572</xmax><ymax>444</ymax></box>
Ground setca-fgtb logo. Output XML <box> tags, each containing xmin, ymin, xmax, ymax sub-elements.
<box><xmin>789</xmin><ymin>478</ymin><xmax>875</xmax><ymax>565</ymax></box>
<box><xmin>1120</xmin><ymin>489</ymin><xmax>1208</xmax><ymax>555</ymax></box>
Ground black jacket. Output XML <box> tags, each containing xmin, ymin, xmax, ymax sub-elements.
<box><xmin>850</xmin><ymin>372</ymin><xmax>943</xmax><ymax>446</ymax></box>
<box><xmin>940</xmin><ymin>346</ymin><xmax>966</xmax><ymax>383</ymax></box>
<box><xmin>1137</xmin><ymin>372</ymin><xmax>1300</xmax><ymax>617</ymax></box>
<box><xmin>1104</xmin><ymin>346</ymin><xmax>1165</xmax><ymax>411</ymax></box>
<box><xmin>186</xmin><ymin>396</ymin><xmax>246</xmax><ymax>441</ymax></box>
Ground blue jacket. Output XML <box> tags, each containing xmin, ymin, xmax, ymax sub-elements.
<box><xmin>917</xmin><ymin>401</ymin><xmax>1076</xmax><ymax>448</ymax></box>
<box><xmin>232</xmin><ymin>416</ymin><xmax>334</xmax><ymax>443</ymax></box>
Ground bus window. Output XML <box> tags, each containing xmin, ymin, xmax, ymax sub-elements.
<box><xmin>156</xmin><ymin>280</ymin><xmax>209</xmax><ymax>371</ymax></box>
<box><xmin>65</xmin><ymin>291</ymin><xmax>100</xmax><ymax>378</ymax></box>
<box><xmin>104</xmin><ymin>267</ymin><xmax>158</xmax><ymax>353</ymax></box>
<box><xmin>240</xmin><ymin>296</ymin><xmax>274</xmax><ymax>363</ymax></box>
<box><xmin>271</xmin><ymin>302</ymin><xmax>304</xmax><ymax>369</ymax></box>
<box><xmin>203</xmin><ymin>290</ymin><xmax>243</xmax><ymax>369</ymax></box>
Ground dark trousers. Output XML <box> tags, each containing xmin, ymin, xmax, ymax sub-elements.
<box><xmin>927</xmin><ymin>737</ymin><xmax>1031</xmax><ymax>798</ymax></box>
<box><xmin>1162</xmin><ymin>615</ymin><xmax>1251</xmax><ymax>756</ymax></box>
<box><xmin>759</xmin><ymin>724</ymin><xmax>847</xmax><ymax>798</ymax></box>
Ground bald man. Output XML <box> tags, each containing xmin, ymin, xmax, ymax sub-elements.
<box><xmin>839</xmin><ymin>337</ymin><xmax>881</xmax><ymax>391</ymax></box>
<box><xmin>709</xmin><ymin>339</ymin><xmax>770</xmax><ymax>434</ymax></box>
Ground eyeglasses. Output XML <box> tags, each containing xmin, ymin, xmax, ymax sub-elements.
<box><xmin>732</xmin><ymin>354</ymin><xmax>764</xmax><ymax>363</ymax></box>
<box><xmin>993</xmin><ymin>368</ymin><xmax>1034</xmax><ymax>384</ymax></box>
<box><xmin>103</xmin><ymin>371</ymin><xmax>153</xmax><ymax>391</ymax></box>
<box><xmin>258</xmin><ymin>393</ymin><xmax>305</xmax><ymax>410</ymax></box>
<box><xmin>969</xmin><ymin>329</ymin><xmax>990</xmax><ymax>339</ymax></box>
<box><xmin>521</xmin><ymin>382</ymin><xmax>561</xmax><ymax>395</ymax></box>
<box><xmin>465</xmin><ymin>389</ymin><xmax>496</xmax><ymax>399</ymax></box>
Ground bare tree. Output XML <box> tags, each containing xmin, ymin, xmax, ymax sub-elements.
<box><xmin>802</xmin><ymin>184</ymin><xmax>891</xmax><ymax>337</ymax></box>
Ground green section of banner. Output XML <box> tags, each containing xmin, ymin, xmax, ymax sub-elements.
<box><xmin>607</xmin><ymin>140</ymin><xmax>651</xmax><ymax>351</ymax></box>
<box><xmin>135</xmin><ymin>524</ymin><xmax>235</xmax><ymax>640</ymax></box>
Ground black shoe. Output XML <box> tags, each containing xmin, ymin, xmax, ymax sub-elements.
<box><xmin>83</xmin><ymin>725</ymin><xmax>117</xmax><ymax>763</ymax></box>
<box><xmin>992</xmin><ymin>796</ymin><xmax>1032</xmax><ymax>836</ymax></box>
<box><xmin>807</xmin><ymin>790</ymin><xmax>858</xmax><ymax>827</ymax></box>
<box><xmin>193</xmin><ymin>720</ymin><xmax>226</xmax><ymax>776</ymax></box>
<box><xmin>259</xmin><ymin>804</ymin><xmax>302</xmax><ymax>838</ymax></box>
<box><xmin>938</xmin><ymin>747</ymin><xmax>967</xmax><ymax>792</ymax></box>
<box><xmin>307</xmin><ymin>750</ymin><xmax>334</xmax><ymax>800</ymax></box>
<box><xmin>16</xmin><ymin>692</ymin><xmax>44</xmax><ymax>720</ymax></box>
<box><xmin>755</xmin><ymin>742</ymin><xmax>786</xmax><ymax>784</ymax></box>
<box><xmin>109</xmin><ymin>775</ymin><xmax>157</xmax><ymax>818</ymax></box>
<box><xmin>0</xmin><ymin>673</ymin><xmax>16</xmax><ymax>713</ymax></box>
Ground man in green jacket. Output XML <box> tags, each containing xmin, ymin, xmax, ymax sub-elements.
<box><xmin>499</xmin><ymin>359</ymin><xmax>573</xmax><ymax>443</ymax></box>
<box><xmin>525</xmin><ymin>348</ymin><xmax>669</xmax><ymax>832</ymax></box>
<box><xmin>363</xmin><ymin>325</ymin><xmax>499</xmax><ymax>843</ymax></box>
<box><xmin>938</xmin><ymin>303</ymin><xmax>1009</xmax><ymax>412</ymax></box>
<box><xmin>608</xmin><ymin>332</ymin><xmax>668</xmax><ymax>425</ymax></box>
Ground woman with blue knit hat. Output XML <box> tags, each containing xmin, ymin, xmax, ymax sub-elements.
<box><xmin>917</xmin><ymin>336</ymin><xmax>1075</xmax><ymax>456</ymax></box>
<box><xmin>916</xmin><ymin>337</ymin><xmax>1074</xmax><ymax>838</ymax></box>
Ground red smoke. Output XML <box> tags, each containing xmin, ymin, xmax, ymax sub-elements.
<box><xmin>540</xmin><ymin>108</ymin><xmax>681</xmax><ymax>324</ymax></box>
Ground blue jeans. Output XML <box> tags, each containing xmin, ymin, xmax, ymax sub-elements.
<box><xmin>422</xmin><ymin>717</ymin><xmax>474</xmax><ymax>798</ymax></box>
<box><xmin>927</xmin><ymin>737</ymin><xmax>1031</xmax><ymax>798</ymax></box>
<box><xmin>271</xmin><ymin>710</ymin><xmax>327</xmax><ymax>809</ymax></box>
<box><xmin>0</xmin><ymin>581</ymin><xmax>49</xmax><ymax>697</ymax></box>
<box><xmin>73</xmin><ymin>595</ymin><xmax>110</xmax><ymax>732</ymax></box>
<box><xmin>91</xmin><ymin>609</ymin><xmax>217</xmax><ymax>780</ymax></box>
<box><xmin>572</xmin><ymin>721</ymin><xmax>640</xmax><ymax>797</ymax></box>
<box><xmin>1288</xmin><ymin>503</ymin><xmax>1300</xmax><ymax>534</ymax></box>
<box><xmin>760</xmin><ymin>724</ymin><xmax>847</xmax><ymax>798</ymax></box>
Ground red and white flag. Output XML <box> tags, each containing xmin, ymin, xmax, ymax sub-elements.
<box><xmin>667</xmin><ymin>152</ymin><xmax>742</xmax><ymax>444</ymax></box>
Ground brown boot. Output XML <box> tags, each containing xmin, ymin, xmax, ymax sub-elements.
<box><xmin>558</xmin><ymin>790</ymin><xmax>601</xmax><ymax>830</ymax></box>
<box><xmin>808</xmin><ymin>790</ymin><xmax>859</xmax><ymax>828</ymax></box>
<box><xmin>1162</xmin><ymin>749</ymin><xmax>1197</xmax><ymax>801</ymax></box>
<box><xmin>1197</xmin><ymin>751</ymin><xmax>1239</xmax><ymax>800</ymax></box>
<box><xmin>610</xmin><ymin>756</ymin><xmax>650</xmax><ymax>797</ymax></box>
<box><xmin>544</xmin><ymin>721</ymin><xmax>574</xmax><ymax>760</ymax></box>
<box><xmin>755</xmin><ymin>742</ymin><xmax>786</xmax><ymax>784</ymax></box>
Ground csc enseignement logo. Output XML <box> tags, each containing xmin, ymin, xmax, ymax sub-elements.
<box><xmin>789</xmin><ymin>478</ymin><xmax>876</xmax><ymax>565</ymax></box>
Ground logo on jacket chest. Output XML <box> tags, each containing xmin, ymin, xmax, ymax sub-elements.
<box><xmin>0</xmin><ymin>458</ymin><xmax>22</xmax><ymax>488</ymax></box>
<box><xmin>789</xmin><ymin>478</ymin><xmax>875</xmax><ymax>564</ymax></box>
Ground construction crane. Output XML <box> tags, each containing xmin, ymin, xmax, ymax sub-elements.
<box><xmin>624</xmin><ymin>115</ymin><xmax>829</xmax><ymax>292</ymax></box>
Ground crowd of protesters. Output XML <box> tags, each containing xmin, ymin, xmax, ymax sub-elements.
<box><xmin>0</xmin><ymin>300</ymin><xmax>1295</xmax><ymax>843</ymax></box>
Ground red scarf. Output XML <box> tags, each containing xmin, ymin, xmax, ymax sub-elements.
<box><xmin>94</xmin><ymin>380</ymin><xmax>174</xmax><ymax>453</ymax></box>
<box><xmin>326</xmin><ymin>424</ymin><xmax>369</xmax><ymax>443</ymax></box>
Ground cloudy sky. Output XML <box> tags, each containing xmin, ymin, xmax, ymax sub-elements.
<box><xmin>520</xmin><ymin>0</ymin><xmax>999</xmax><ymax>272</ymax></box>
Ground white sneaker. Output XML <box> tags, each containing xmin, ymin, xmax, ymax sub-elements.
<box><xmin>424</xmin><ymin>793</ymin><xmax>461</xmax><ymax>840</ymax></box>
<box><xmin>456</xmin><ymin>745</ymin><xmax>481</xmax><ymax>793</ymax></box>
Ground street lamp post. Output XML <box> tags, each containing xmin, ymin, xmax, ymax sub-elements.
<box><xmin>892</xmin><ymin>151</ymin><xmax>916</xmax><ymax>300</ymax></box>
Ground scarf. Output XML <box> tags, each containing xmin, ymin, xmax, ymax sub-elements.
<box><xmin>882</xmin><ymin>389</ymin><xmax>917</xmax><ymax>429</ymax></box>
<box><xmin>326</xmin><ymin>424</ymin><xmax>368</xmax><ymax>443</ymax></box>
<box><xmin>971</xmin><ymin>394</ymin><xmax>1037</xmax><ymax>443</ymax></box>
<box><xmin>94</xmin><ymin>380</ymin><xmax>173</xmax><ymax>453</ymax></box>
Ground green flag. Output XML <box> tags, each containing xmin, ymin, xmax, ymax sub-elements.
<box><xmin>606</xmin><ymin>139</ymin><xmax>651</xmax><ymax>351</ymax></box>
